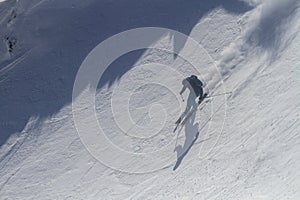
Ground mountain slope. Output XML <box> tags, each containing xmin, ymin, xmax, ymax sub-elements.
<box><xmin>0</xmin><ymin>0</ymin><xmax>299</xmax><ymax>199</ymax></box>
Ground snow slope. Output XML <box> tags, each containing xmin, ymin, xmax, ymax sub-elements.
<box><xmin>0</xmin><ymin>0</ymin><xmax>299</xmax><ymax>199</ymax></box>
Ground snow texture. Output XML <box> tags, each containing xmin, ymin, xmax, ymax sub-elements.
<box><xmin>0</xmin><ymin>0</ymin><xmax>299</xmax><ymax>199</ymax></box>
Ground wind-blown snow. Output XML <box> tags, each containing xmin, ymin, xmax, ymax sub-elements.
<box><xmin>0</xmin><ymin>0</ymin><xmax>299</xmax><ymax>199</ymax></box>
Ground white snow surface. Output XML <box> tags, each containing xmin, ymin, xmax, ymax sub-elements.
<box><xmin>0</xmin><ymin>0</ymin><xmax>300</xmax><ymax>199</ymax></box>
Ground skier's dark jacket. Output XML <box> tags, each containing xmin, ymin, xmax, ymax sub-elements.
<box><xmin>186</xmin><ymin>75</ymin><xmax>203</xmax><ymax>97</ymax></box>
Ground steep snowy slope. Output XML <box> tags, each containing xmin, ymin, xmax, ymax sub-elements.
<box><xmin>0</xmin><ymin>0</ymin><xmax>299</xmax><ymax>199</ymax></box>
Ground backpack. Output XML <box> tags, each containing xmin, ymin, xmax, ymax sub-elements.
<box><xmin>186</xmin><ymin>75</ymin><xmax>203</xmax><ymax>97</ymax></box>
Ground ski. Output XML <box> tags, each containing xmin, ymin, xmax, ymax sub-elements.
<box><xmin>173</xmin><ymin>117</ymin><xmax>182</xmax><ymax>132</ymax></box>
<box><xmin>173</xmin><ymin>93</ymin><xmax>208</xmax><ymax>133</ymax></box>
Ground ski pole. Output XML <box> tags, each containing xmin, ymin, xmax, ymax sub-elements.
<box><xmin>206</xmin><ymin>91</ymin><xmax>232</xmax><ymax>98</ymax></box>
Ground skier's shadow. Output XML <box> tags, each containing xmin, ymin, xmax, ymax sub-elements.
<box><xmin>173</xmin><ymin>111</ymin><xmax>199</xmax><ymax>171</ymax></box>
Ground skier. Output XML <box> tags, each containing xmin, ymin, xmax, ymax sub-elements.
<box><xmin>175</xmin><ymin>75</ymin><xmax>207</xmax><ymax>125</ymax></box>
